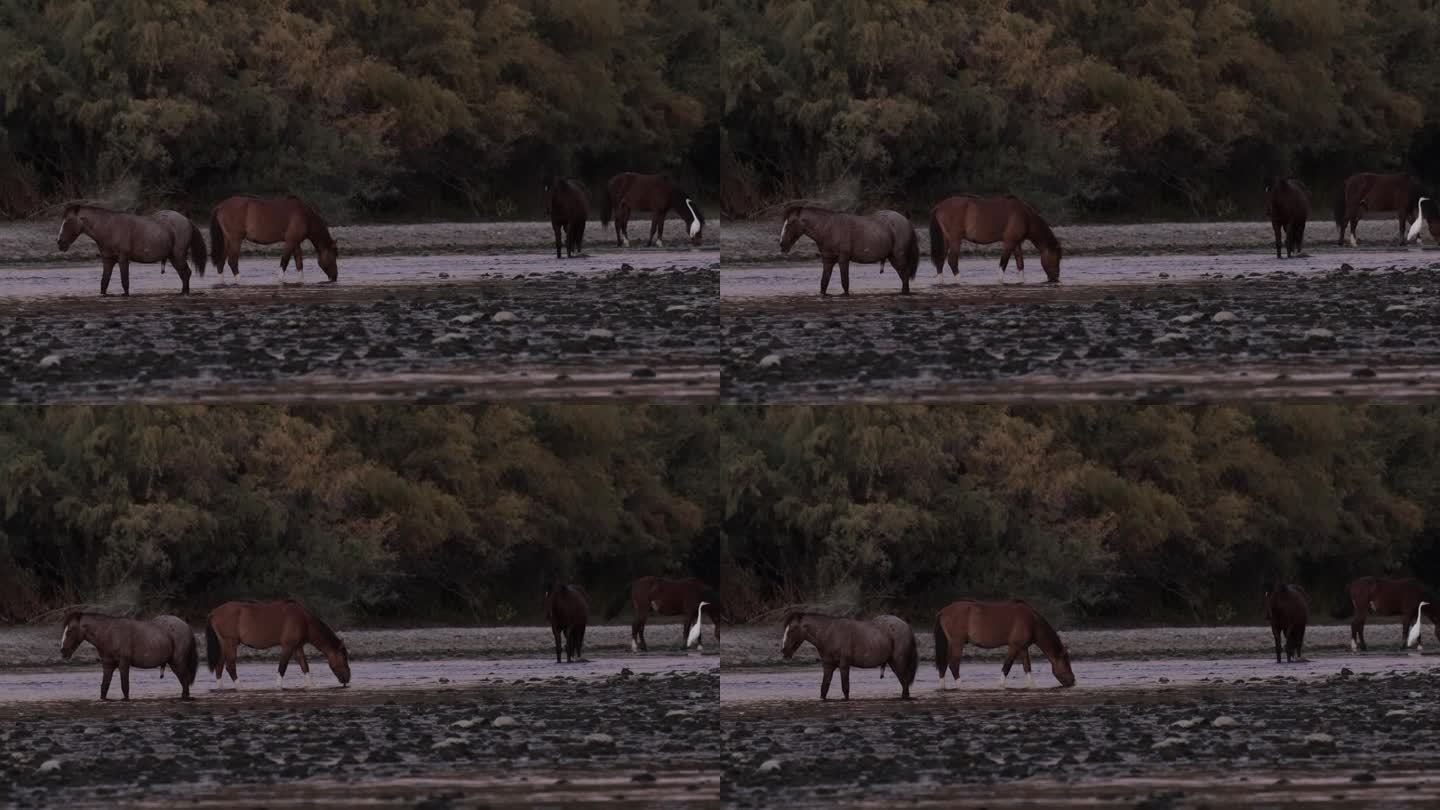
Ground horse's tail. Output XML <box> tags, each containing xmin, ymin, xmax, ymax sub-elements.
<box><xmin>182</xmin><ymin>634</ymin><xmax>199</xmax><ymax>687</ymax></box>
<box><xmin>898</xmin><ymin>634</ymin><xmax>918</xmax><ymax>689</ymax></box>
<box><xmin>160</xmin><ymin>664</ymin><xmax>167</xmax><ymax>679</ymax></box>
<box><xmin>600</xmin><ymin>183</ymin><xmax>613</xmax><ymax>227</ymax></box>
<box><xmin>933</xmin><ymin>614</ymin><xmax>948</xmax><ymax>676</ymax></box>
<box><xmin>904</xmin><ymin>223</ymin><xmax>920</xmax><ymax>281</ymax></box>
<box><xmin>1332</xmin><ymin>586</ymin><xmax>1355</xmax><ymax>620</ymax></box>
<box><xmin>189</xmin><ymin>222</ymin><xmax>207</xmax><ymax>277</ymax></box>
<box><xmin>603</xmin><ymin>587</ymin><xmax>631</xmax><ymax>621</ymax></box>
<box><xmin>205</xmin><ymin>619</ymin><xmax>222</xmax><ymax>678</ymax></box>
<box><xmin>928</xmin><ymin>208</ymin><xmax>945</xmax><ymax>273</ymax></box>
<box><xmin>208</xmin><ymin>213</ymin><xmax>225</xmax><ymax>271</ymax></box>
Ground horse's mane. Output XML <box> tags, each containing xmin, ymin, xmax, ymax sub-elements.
<box><xmin>781</xmin><ymin>609</ymin><xmax>809</xmax><ymax>625</ymax></box>
<box><xmin>291</xmin><ymin>197</ymin><xmax>335</xmax><ymax>247</ymax></box>
<box><xmin>1020</xmin><ymin>204</ymin><xmax>1061</xmax><ymax>252</ymax></box>
<box><xmin>1027</xmin><ymin>606</ymin><xmax>1065</xmax><ymax>653</ymax></box>
<box><xmin>305</xmin><ymin>610</ymin><xmax>344</xmax><ymax>649</ymax></box>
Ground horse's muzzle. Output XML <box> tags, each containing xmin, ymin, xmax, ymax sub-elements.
<box><xmin>56</xmin><ymin>239</ymin><xmax>67</xmax><ymax>251</ymax></box>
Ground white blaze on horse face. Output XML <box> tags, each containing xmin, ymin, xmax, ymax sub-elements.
<box><xmin>781</xmin><ymin>625</ymin><xmax>790</xmax><ymax>650</ymax></box>
<box><xmin>686</xmin><ymin>200</ymin><xmax>701</xmax><ymax>237</ymax></box>
<box><xmin>60</xmin><ymin>625</ymin><xmax>69</xmax><ymax>648</ymax></box>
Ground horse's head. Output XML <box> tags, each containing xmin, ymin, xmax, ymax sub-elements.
<box><xmin>317</xmin><ymin>239</ymin><xmax>339</xmax><ymax>282</ymax></box>
<box><xmin>1040</xmin><ymin>242</ymin><xmax>1062</xmax><ymax>283</ymax></box>
<box><xmin>327</xmin><ymin>640</ymin><xmax>352</xmax><ymax>685</ymax></box>
<box><xmin>57</xmin><ymin>206</ymin><xmax>86</xmax><ymax>251</ymax></box>
<box><xmin>780</xmin><ymin>611</ymin><xmax>806</xmax><ymax>658</ymax></box>
<box><xmin>779</xmin><ymin>207</ymin><xmax>806</xmax><ymax>253</ymax></box>
<box><xmin>60</xmin><ymin>612</ymin><xmax>85</xmax><ymax>659</ymax></box>
<box><xmin>1051</xmin><ymin>645</ymin><xmax>1076</xmax><ymax>688</ymax></box>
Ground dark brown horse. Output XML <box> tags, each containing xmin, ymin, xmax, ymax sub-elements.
<box><xmin>1263</xmin><ymin>582</ymin><xmax>1309</xmax><ymax>663</ymax></box>
<box><xmin>1264</xmin><ymin>177</ymin><xmax>1310</xmax><ymax>259</ymax></box>
<box><xmin>209</xmin><ymin>195</ymin><xmax>338</xmax><ymax>283</ymax></box>
<box><xmin>604</xmin><ymin>576</ymin><xmax>721</xmax><ymax>652</ymax></box>
<box><xmin>544</xmin><ymin>583</ymin><xmax>590</xmax><ymax>663</ymax></box>
<box><xmin>60</xmin><ymin>612</ymin><xmax>198</xmax><ymax>700</ymax></box>
<box><xmin>205</xmin><ymin>600</ymin><xmax>351</xmax><ymax>689</ymax></box>
<box><xmin>1405</xmin><ymin>197</ymin><xmax>1440</xmax><ymax>244</ymax></box>
<box><xmin>780</xmin><ymin>612</ymin><xmax>918</xmax><ymax>700</ymax></box>
<box><xmin>779</xmin><ymin>205</ymin><xmax>920</xmax><ymax>295</ymax></box>
<box><xmin>544</xmin><ymin>177</ymin><xmax>590</xmax><ymax>259</ymax></box>
<box><xmin>600</xmin><ymin>173</ymin><xmax>705</xmax><ymax>248</ymax></box>
<box><xmin>1334</xmin><ymin>173</ymin><xmax>1423</xmax><ymax>246</ymax></box>
<box><xmin>929</xmin><ymin>195</ymin><xmax>1062</xmax><ymax>283</ymax></box>
<box><xmin>57</xmin><ymin>205</ymin><xmax>207</xmax><ymax>295</ymax></box>
<box><xmin>934</xmin><ymin>599</ymin><xmax>1075</xmax><ymax>689</ymax></box>
<box><xmin>1333</xmin><ymin>576</ymin><xmax>1440</xmax><ymax>652</ymax></box>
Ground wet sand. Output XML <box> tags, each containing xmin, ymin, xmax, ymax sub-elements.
<box><xmin>722</xmin><ymin>622</ymin><xmax>1440</xmax><ymax>808</ymax></box>
<box><xmin>0</xmin><ymin>623</ymin><xmax>719</xmax><ymax>808</ymax></box>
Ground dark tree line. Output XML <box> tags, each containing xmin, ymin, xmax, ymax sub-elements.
<box><xmin>721</xmin><ymin>0</ymin><xmax>1440</xmax><ymax>219</ymax></box>
<box><xmin>0</xmin><ymin>0</ymin><xmax>720</xmax><ymax>219</ymax></box>
<box><xmin>0</xmin><ymin>404</ymin><xmax>723</xmax><ymax>624</ymax></box>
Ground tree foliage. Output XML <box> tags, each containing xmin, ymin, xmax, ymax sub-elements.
<box><xmin>721</xmin><ymin>405</ymin><xmax>1440</xmax><ymax>623</ymax></box>
<box><xmin>0</xmin><ymin>404</ymin><xmax>721</xmax><ymax>623</ymax></box>
<box><xmin>0</xmin><ymin>0</ymin><xmax>720</xmax><ymax>218</ymax></box>
<box><xmin>721</xmin><ymin>0</ymin><xmax>1440</xmax><ymax>218</ymax></box>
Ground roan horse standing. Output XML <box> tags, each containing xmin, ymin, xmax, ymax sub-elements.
<box><xmin>544</xmin><ymin>177</ymin><xmax>590</xmax><ymax>259</ymax></box>
<box><xmin>600</xmin><ymin>173</ymin><xmax>705</xmax><ymax>248</ymax></box>
<box><xmin>1334</xmin><ymin>173</ymin><xmax>1423</xmax><ymax>247</ymax></box>
<box><xmin>779</xmin><ymin>205</ymin><xmax>920</xmax><ymax>295</ymax></box>
<box><xmin>934</xmin><ymin>599</ymin><xmax>1076</xmax><ymax>689</ymax></box>
<box><xmin>1332</xmin><ymin>576</ymin><xmax>1439</xmax><ymax>652</ymax></box>
<box><xmin>60</xmin><ymin>612</ymin><xmax>198</xmax><ymax>700</ymax></box>
<box><xmin>209</xmin><ymin>195</ymin><xmax>339</xmax><ymax>283</ymax></box>
<box><xmin>1263</xmin><ymin>582</ymin><xmax>1309</xmax><ymax>663</ymax></box>
<box><xmin>1264</xmin><ymin>177</ymin><xmax>1310</xmax><ymax>259</ymax></box>
<box><xmin>205</xmin><ymin>600</ymin><xmax>351</xmax><ymax>689</ymax></box>
<box><xmin>929</xmin><ymin>195</ymin><xmax>1062</xmax><ymax>283</ymax></box>
<box><xmin>544</xmin><ymin>582</ymin><xmax>590</xmax><ymax>663</ymax></box>
<box><xmin>57</xmin><ymin>204</ymin><xmax>207</xmax><ymax>295</ymax></box>
<box><xmin>605</xmin><ymin>576</ymin><xmax>722</xmax><ymax>652</ymax></box>
<box><xmin>780</xmin><ymin>612</ymin><xmax>918</xmax><ymax>700</ymax></box>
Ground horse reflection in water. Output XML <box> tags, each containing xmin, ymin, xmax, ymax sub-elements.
<box><xmin>780</xmin><ymin>611</ymin><xmax>918</xmax><ymax>700</ymax></box>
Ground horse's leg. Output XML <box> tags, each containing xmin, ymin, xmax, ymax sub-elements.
<box><xmin>294</xmin><ymin>243</ymin><xmax>305</xmax><ymax>284</ymax></box>
<box><xmin>100</xmin><ymin>660</ymin><xmax>116</xmax><ymax>699</ymax></box>
<box><xmin>1021</xmin><ymin>647</ymin><xmax>1034</xmax><ymax>687</ymax></box>
<box><xmin>947</xmin><ymin>243</ymin><xmax>961</xmax><ymax>277</ymax></box>
<box><xmin>650</xmin><ymin>212</ymin><xmax>666</xmax><ymax>248</ymax></box>
<box><xmin>295</xmin><ymin>647</ymin><xmax>312</xmax><ymax>688</ymax></box>
<box><xmin>820</xmin><ymin>662</ymin><xmax>835</xmax><ymax>700</ymax></box>
<box><xmin>553</xmin><ymin>626</ymin><xmax>564</xmax><ymax>663</ymax></box>
<box><xmin>1014</xmin><ymin>244</ymin><xmax>1026</xmax><ymax>281</ymax></box>
<box><xmin>1294</xmin><ymin>624</ymin><xmax>1306</xmax><ymax>661</ymax></box>
<box><xmin>224</xmin><ymin>640</ymin><xmax>240</xmax><ymax>687</ymax></box>
<box><xmin>999</xmin><ymin>243</ymin><xmax>1015</xmax><ymax>282</ymax></box>
<box><xmin>947</xmin><ymin>643</ymin><xmax>963</xmax><ymax>690</ymax></box>
<box><xmin>1272</xmin><ymin>625</ymin><xmax>1283</xmax><ymax>663</ymax></box>
<box><xmin>277</xmin><ymin>644</ymin><xmax>295</xmax><ymax>689</ymax></box>
<box><xmin>820</xmin><ymin>256</ymin><xmax>835</xmax><ymax>296</ymax></box>
<box><xmin>839</xmin><ymin>258</ymin><xmax>851</xmax><ymax>295</ymax></box>
<box><xmin>575</xmin><ymin>625</ymin><xmax>586</xmax><ymax>661</ymax></box>
<box><xmin>175</xmin><ymin>254</ymin><xmax>192</xmax><ymax>295</ymax></box>
<box><xmin>226</xmin><ymin>238</ymin><xmax>241</xmax><ymax>279</ymax></box>
<box><xmin>119</xmin><ymin>258</ymin><xmax>131</xmax><ymax>296</ymax></box>
<box><xmin>1272</xmin><ymin>222</ymin><xmax>1283</xmax><ymax>260</ymax></box>
<box><xmin>617</xmin><ymin>206</ymin><xmax>632</xmax><ymax>248</ymax></box>
<box><xmin>119</xmin><ymin>661</ymin><xmax>131</xmax><ymax>700</ymax></box>
<box><xmin>553</xmin><ymin>222</ymin><xmax>564</xmax><ymax>260</ymax></box>
<box><xmin>100</xmin><ymin>256</ymin><xmax>116</xmax><ymax>296</ymax></box>
<box><xmin>999</xmin><ymin>646</ymin><xmax>1019</xmax><ymax>688</ymax></box>
<box><xmin>839</xmin><ymin>664</ymin><xmax>851</xmax><ymax>700</ymax></box>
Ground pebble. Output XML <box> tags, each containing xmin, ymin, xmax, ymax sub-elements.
<box><xmin>1211</xmin><ymin>716</ymin><xmax>1238</xmax><ymax>728</ymax></box>
<box><xmin>585</xmin><ymin>328</ymin><xmax>614</xmax><ymax>339</ymax></box>
<box><xmin>1304</xmin><ymin>327</ymin><xmax>1334</xmax><ymax>339</ymax></box>
<box><xmin>1303</xmin><ymin>732</ymin><xmax>1334</xmax><ymax>744</ymax></box>
<box><xmin>759</xmin><ymin>354</ymin><xmax>782</xmax><ymax>368</ymax></box>
<box><xmin>492</xmin><ymin>311</ymin><xmax>518</xmax><ymax>323</ymax></box>
<box><xmin>1211</xmin><ymin>311</ymin><xmax>1238</xmax><ymax>323</ymax></box>
<box><xmin>39</xmin><ymin>759</ymin><xmax>60</xmax><ymax>772</ymax></box>
<box><xmin>492</xmin><ymin>716</ymin><xmax>518</xmax><ymax>728</ymax></box>
<box><xmin>584</xmin><ymin>733</ymin><xmax>614</xmax><ymax>744</ymax></box>
<box><xmin>759</xmin><ymin>759</ymin><xmax>782</xmax><ymax>772</ymax></box>
<box><xmin>38</xmin><ymin>354</ymin><xmax>62</xmax><ymax>368</ymax></box>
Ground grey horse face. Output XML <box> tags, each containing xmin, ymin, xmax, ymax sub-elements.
<box><xmin>57</xmin><ymin>212</ymin><xmax>85</xmax><ymax>251</ymax></box>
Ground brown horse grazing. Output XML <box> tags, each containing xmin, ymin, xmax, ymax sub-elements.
<box><xmin>544</xmin><ymin>177</ymin><xmax>590</xmax><ymax>259</ymax></box>
<box><xmin>1405</xmin><ymin>197</ymin><xmax>1440</xmax><ymax>244</ymax></box>
<box><xmin>780</xmin><ymin>612</ymin><xmax>918</xmax><ymax>700</ymax></box>
<box><xmin>934</xmin><ymin>599</ymin><xmax>1075</xmax><ymax>689</ymax></box>
<box><xmin>779</xmin><ymin>205</ymin><xmax>920</xmax><ymax>295</ymax></box>
<box><xmin>1332</xmin><ymin>576</ymin><xmax>1440</xmax><ymax>652</ymax></box>
<box><xmin>205</xmin><ymin>600</ymin><xmax>351</xmax><ymax>689</ymax></box>
<box><xmin>1263</xmin><ymin>582</ymin><xmax>1310</xmax><ymax>663</ymax></box>
<box><xmin>57</xmin><ymin>205</ymin><xmax>207</xmax><ymax>295</ymax></box>
<box><xmin>604</xmin><ymin>576</ymin><xmax>721</xmax><ymax>652</ymax></box>
<box><xmin>1265</xmin><ymin>177</ymin><xmax>1310</xmax><ymax>259</ymax></box>
<box><xmin>544</xmin><ymin>583</ymin><xmax>590</xmax><ymax>663</ymax></box>
<box><xmin>600</xmin><ymin>173</ymin><xmax>705</xmax><ymax>248</ymax></box>
<box><xmin>1334</xmin><ymin>173</ymin><xmax>1423</xmax><ymax>247</ymax></box>
<box><xmin>60</xmin><ymin>612</ymin><xmax>198</xmax><ymax>700</ymax></box>
<box><xmin>929</xmin><ymin>195</ymin><xmax>1062</xmax><ymax>283</ymax></box>
<box><xmin>209</xmin><ymin>195</ymin><xmax>338</xmax><ymax>283</ymax></box>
